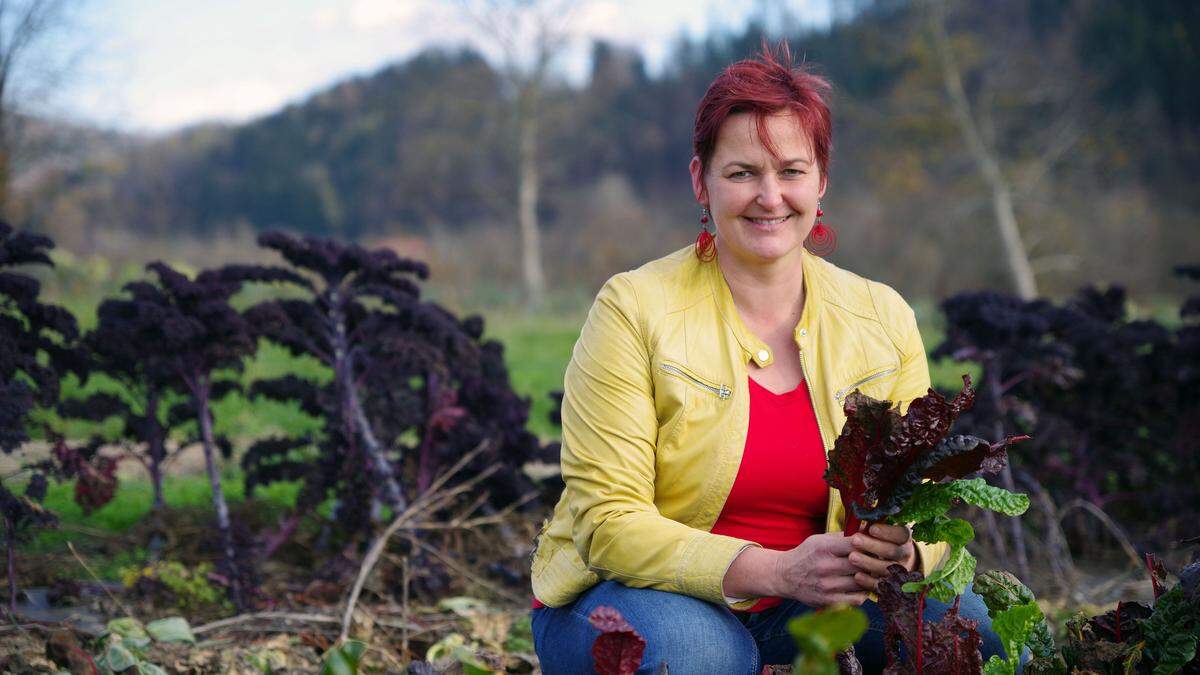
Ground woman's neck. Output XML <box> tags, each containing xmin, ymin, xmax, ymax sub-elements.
<box><xmin>717</xmin><ymin>247</ymin><xmax>806</xmax><ymax>329</ymax></box>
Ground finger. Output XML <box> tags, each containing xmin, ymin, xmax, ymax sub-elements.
<box><xmin>851</xmin><ymin>533</ymin><xmax>906</xmax><ymax>562</ymax></box>
<box><xmin>849</xmin><ymin>550</ymin><xmax>896</xmax><ymax>578</ymax></box>
<box><xmin>823</xmin><ymin>533</ymin><xmax>857</xmax><ymax>556</ymax></box>
<box><xmin>815</xmin><ymin>575</ymin><xmax>866</xmax><ymax>595</ymax></box>
<box><xmin>825</xmin><ymin>591</ymin><xmax>869</xmax><ymax>607</ymax></box>
<box><xmin>854</xmin><ymin>571</ymin><xmax>880</xmax><ymax>592</ymax></box>
<box><xmin>868</xmin><ymin>523</ymin><xmax>912</xmax><ymax>545</ymax></box>
<box><xmin>820</xmin><ymin>555</ymin><xmax>860</xmax><ymax>576</ymax></box>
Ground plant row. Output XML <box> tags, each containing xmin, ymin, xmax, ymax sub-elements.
<box><xmin>0</xmin><ymin>223</ymin><xmax>557</xmax><ymax>612</ymax></box>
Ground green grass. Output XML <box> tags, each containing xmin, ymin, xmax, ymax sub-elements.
<box><xmin>23</xmin><ymin>470</ymin><xmax>301</xmax><ymax>579</ymax></box>
<box><xmin>482</xmin><ymin>311</ymin><xmax>583</xmax><ymax>440</ymax></box>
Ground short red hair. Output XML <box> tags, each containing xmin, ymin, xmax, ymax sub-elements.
<box><xmin>693</xmin><ymin>41</ymin><xmax>833</xmax><ymax>179</ymax></box>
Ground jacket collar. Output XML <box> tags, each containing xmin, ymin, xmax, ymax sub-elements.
<box><xmin>703</xmin><ymin>247</ymin><xmax>825</xmax><ymax>368</ymax></box>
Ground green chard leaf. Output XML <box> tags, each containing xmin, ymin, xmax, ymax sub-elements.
<box><xmin>788</xmin><ymin>605</ymin><xmax>868</xmax><ymax>675</ymax></box>
<box><xmin>1141</xmin><ymin>586</ymin><xmax>1200</xmax><ymax>675</ymax></box>
<box><xmin>975</xmin><ymin>570</ymin><xmax>1057</xmax><ymax>659</ymax></box>
<box><xmin>988</xmin><ymin>601</ymin><xmax>1044</xmax><ymax>675</ymax></box>
<box><xmin>891</xmin><ymin>478</ymin><xmax>1030</xmax><ymax>524</ymax></box>
<box><xmin>903</xmin><ymin>546</ymin><xmax>977</xmax><ymax>603</ymax></box>
<box><xmin>910</xmin><ymin>515</ymin><xmax>975</xmax><ymax>548</ymax></box>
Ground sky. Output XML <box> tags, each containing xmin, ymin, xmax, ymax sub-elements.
<box><xmin>29</xmin><ymin>0</ymin><xmax>834</xmax><ymax>135</ymax></box>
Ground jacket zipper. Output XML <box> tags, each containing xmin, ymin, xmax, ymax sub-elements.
<box><xmin>833</xmin><ymin>367</ymin><xmax>898</xmax><ymax>403</ymax></box>
<box><xmin>659</xmin><ymin>363</ymin><xmax>731</xmax><ymax>399</ymax></box>
<box><xmin>798</xmin><ymin>348</ymin><xmax>830</xmax><ymax>449</ymax></box>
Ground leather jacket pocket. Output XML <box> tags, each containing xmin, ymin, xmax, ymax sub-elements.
<box><xmin>658</xmin><ymin>360</ymin><xmax>731</xmax><ymax>400</ymax></box>
<box><xmin>834</xmin><ymin>365</ymin><xmax>898</xmax><ymax>404</ymax></box>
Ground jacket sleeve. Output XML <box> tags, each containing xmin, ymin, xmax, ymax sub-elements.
<box><xmin>560</xmin><ymin>274</ymin><xmax>760</xmax><ymax>606</ymax></box>
<box><xmin>889</xmin><ymin>301</ymin><xmax>951</xmax><ymax>577</ymax></box>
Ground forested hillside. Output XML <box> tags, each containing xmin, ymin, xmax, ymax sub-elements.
<box><xmin>12</xmin><ymin>0</ymin><xmax>1199</xmax><ymax>299</ymax></box>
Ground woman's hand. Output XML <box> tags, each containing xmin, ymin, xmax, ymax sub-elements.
<box><xmin>849</xmin><ymin>523</ymin><xmax>918</xmax><ymax>592</ymax></box>
<box><xmin>772</xmin><ymin>532</ymin><xmax>869</xmax><ymax>607</ymax></box>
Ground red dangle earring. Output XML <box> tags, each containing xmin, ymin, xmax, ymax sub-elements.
<box><xmin>695</xmin><ymin>206</ymin><xmax>717</xmax><ymax>262</ymax></box>
<box><xmin>805</xmin><ymin>200</ymin><xmax>837</xmax><ymax>257</ymax></box>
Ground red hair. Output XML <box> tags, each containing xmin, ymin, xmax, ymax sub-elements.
<box><xmin>693</xmin><ymin>41</ymin><xmax>833</xmax><ymax>180</ymax></box>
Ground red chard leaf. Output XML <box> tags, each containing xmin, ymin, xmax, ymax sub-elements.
<box><xmin>878</xmin><ymin>565</ymin><xmax>984</xmax><ymax>675</ymax></box>
<box><xmin>590</xmin><ymin>605</ymin><xmax>647</xmax><ymax>675</ymax></box>
<box><xmin>826</xmin><ymin>374</ymin><xmax>1029</xmax><ymax>527</ymax></box>
<box><xmin>1145</xmin><ymin>553</ymin><xmax>1168</xmax><ymax>600</ymax></box>
<box><xmin>1086</xmin><ymin>601</ymin><xmax>1151</xmax><ymax>643</ymax></box>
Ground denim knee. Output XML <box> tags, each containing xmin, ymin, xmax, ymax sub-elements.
<box><xmin>533</xmin><ymin>580</ymin><xmax>760</xmax><ymax>675</ymax></box>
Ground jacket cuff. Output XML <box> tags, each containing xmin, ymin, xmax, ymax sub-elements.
<box><xmin>679</xmin><ymin>534</ymin><xmax>761</xmax><ymax>606</ymax></box>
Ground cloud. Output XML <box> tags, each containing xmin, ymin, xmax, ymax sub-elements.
<box><xmin>347</xmin><ymin>0</ymin><xmax>431</xmax><ymax>31</ymax></box>
<box><xmin>133</xmin><ymin>78</ymin><xmax>295</xmax><ymax>131</ymax></box>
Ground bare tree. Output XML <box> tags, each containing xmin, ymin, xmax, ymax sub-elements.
<box><xmin>926</xmin><ymin>0</ymin><xmax>1038</xmax><ymax>300</ymax></box>
<box><xmin>0</xmin><ymin>0</ymin><xmax>75</xmax><ymax>214</ymax></box>
<box><xmin>459</xmin><ymin>0</ymin><xmax>575</xmax><ymax>309</ymax></box>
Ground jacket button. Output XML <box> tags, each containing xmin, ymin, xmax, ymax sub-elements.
<box><xmin>757</xmin><ymin>349</ymin><xmax>770</xmax><ymax>362</ymax></box>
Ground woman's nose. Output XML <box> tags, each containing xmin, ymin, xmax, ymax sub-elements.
<box><xmin>756</xmin><ymin>175</ymin><xmax>784</xmax><ymax>209</ymax></box>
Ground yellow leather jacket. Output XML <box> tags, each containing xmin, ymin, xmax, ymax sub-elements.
<box><xmin>531</xmin><ymin>245</ymin><xmax>949</xmax><ymax>609</ymax></box>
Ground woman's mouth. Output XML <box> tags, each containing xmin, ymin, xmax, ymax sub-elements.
<box><xmin>743</xmin><ymin>215</ymin><xmax>791</xmax><ymax>228</ymax></box>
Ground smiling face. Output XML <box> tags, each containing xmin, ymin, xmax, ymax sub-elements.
<box><xmin>690</xmin><ymin>111</ymin><xmax>826</xmax><ymax>267</ymax></box>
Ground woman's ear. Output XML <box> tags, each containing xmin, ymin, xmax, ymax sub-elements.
<box><xmin>689</xmin><ymin>155</ymin><xmax>707</xmax><ymax>203</ymax></box>
<box><xmin>818</xmin><ymin>173</ymin><xmax>828</xmax><ymax>200</ymax></box>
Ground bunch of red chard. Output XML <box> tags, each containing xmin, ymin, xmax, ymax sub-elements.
<box><xmin>825</xmin><ymin>374</ymin><xmax>1031</xmax><ymax>603</ymax></box>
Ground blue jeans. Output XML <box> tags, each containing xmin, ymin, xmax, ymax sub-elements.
<box><xmin>532</xmin><ymin>580</ymin><xmax>1009</xmax><ymax>674</ymax></box>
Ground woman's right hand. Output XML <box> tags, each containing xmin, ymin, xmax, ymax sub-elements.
<box><xmin>772</xmin><ymin>533</ymin><xmax>868</xmax><ymax>607</ymax></box>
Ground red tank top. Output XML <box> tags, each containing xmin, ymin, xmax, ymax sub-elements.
<box><xmin>709</xmin><ymin>375</ymin><xmax>829</xmax><ymax>611</ymax></box>
<box><xmin>531</xmin><ymin>375</ymin><xmax>828</xmax><ymax>611</ymax></box>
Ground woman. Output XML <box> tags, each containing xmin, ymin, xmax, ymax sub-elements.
<box><xmin>529</xmin><ymin>44</ymin><xmax>1005</xmax><ymax>673</ymax></box>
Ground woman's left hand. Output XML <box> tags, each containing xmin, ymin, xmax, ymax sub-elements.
<box><xmin>848</xmin><ymin>523</ymin><xmax>918</xmax><ymax>592</ymax></box>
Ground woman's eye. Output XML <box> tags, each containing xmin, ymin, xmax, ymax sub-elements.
<box><xmin>782</xmin><ymin>168</ymin><xmax>805</xmax><ymax>177</ymax></box>
<box><xmin>728</xmin><ymin>170</ymin><xmax>752</xmax><ymax>179</ymax></box>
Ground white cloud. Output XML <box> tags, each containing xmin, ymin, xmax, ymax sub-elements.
<box><xmin>310</xmin><ymin>7</ymin><xmax>341</xmax><ymax>30</ymax></box>
<box><xmin>347</xmin><ymin>0</ymin><xmax>430</xmax><ymax>31</ymax></box>
<box><xmin>135</xmin><ymin>78</ymin><xmax>295</xmax><ymax>130</ymax></box>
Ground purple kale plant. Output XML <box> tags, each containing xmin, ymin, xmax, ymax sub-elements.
<box><xmin>59</xmin><ymin>292</ymin><xmax>195</xmax><ymax>551</ymax></box>
<box><xmin>935</xmin><ymin>271</ymin><xmax>1200</xmax><ymax>547</ymax></box>
<box><xmin>223</xmin><ymin>231</ymin><xmax>548</xmax><ymax>550</ymax></box>
<box><xmin>105</xmin><ymin>260</ymin><xmax>257</xmax><ymax>608</ymax></box>
<box><xmin>0</xmin><ymin>223</ymin><xmax>111</xmax><ymax>613</ymax></box>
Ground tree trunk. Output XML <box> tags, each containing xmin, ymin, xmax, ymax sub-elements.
<box><xmin>929</xmin><ymin>2</ymin><xmax>1038</xmax><ymax>300</ymax></box>
<box><xmin>195</xmin><ymin>383</ymin><xmax>243</xmax><ymax>609</ymax></box>
<box><xmin>146</xmin><ymin>394</ymin><xmax>166</xmax><ymax>514</ymax></box>
<box><xmin>5</xmin><ymin>514</ymin><xmax>16</xmax><ymax>615</ymax></box>
<box><xmin>517</xmin><ymin>85</ymin><xmax>546</xmax><ymax>310</ymax></box>
<box><xmin>329</xmin><ymin>291</ymin><xmax>406</xmax><ymax>512</ymax></box>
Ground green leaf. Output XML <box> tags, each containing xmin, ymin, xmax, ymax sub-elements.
<box><xmin>892</xmin><ymin>478</ymin><xmax>1030</xmax><ymax>523</ymax></box>
<box><xmin>788</xmin><ymin>605</ymin><xmax>869</xmax><ymax>655</ymax></box>
<box><xmin>974</xmin><ymin>570</ymin><xmax>1036</xmax><ymax>613</ymax></box>
<box><xmin>106</xmin><ymin>617</ymin><xmax>148</xmax><ymax>641</ymax></box>
<box><xmin>105</xmin><ymin>642</ymin><xmax>139</xmax><ymax>672</ymax></box>
<box><xmin>903</xmin><ymin>546</ymin><xmax>977</xmax><ymax>603</ymax></box>
<box><xmin>438</xmin><ymin>596</ymin><xmax>490</xmax><ymax>617</ymax></box>
<box><xmin>983</xmin><ymin>654</ymin><xmax>1012</xmax><ymax>675</ymax></box>
<box><xmin>1141</xmin><ymin>587</ymin><xmax>1200</xmax><ymax>675</ymax></box>
<box><xmin>975</xmin><ymin>571</ymin><xmax>1057</xmax><ymax>658</ymax></box>
<box><xmin>788</xmin><ymin>606</ymin><xmax>868</xmax><ymax>675</ymax></box>
<box><xmin>137</xmin><ymin>663</ymin><xmax>170</xmax><ymax>675</ymax></box>
<box><xmin>990</xmin><ymin>601</ymin><xmax>1043</xmax><ymax>674</ymax></box>
<box><xmin>321</xmin><ymin>640</ymin><xmax>367</xmax><ymax>675</ymax></box>
<box><xmin>912</xmin><ymin>516</ymin><xmax>975</xmax><ymax>548</ymax></box>
<box><xmin>145</xmin><ymin>616</ymin><xmax>195</xmax><ymax>643</ymax></box>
